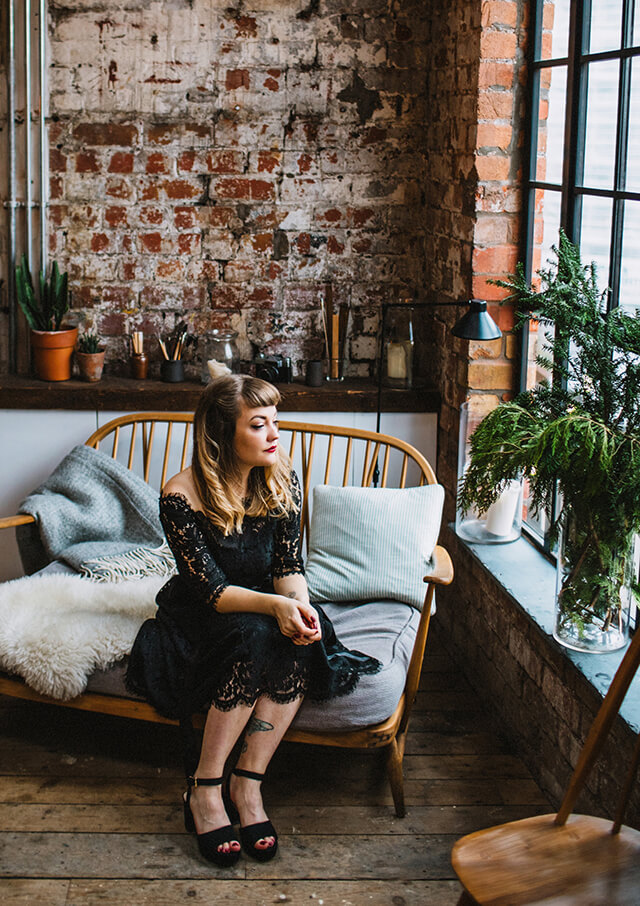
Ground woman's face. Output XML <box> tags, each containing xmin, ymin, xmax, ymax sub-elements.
<box><xmin>233</xmin><ymin>402</ymin><xmax>280</xmax><ymax>472</ymax></box>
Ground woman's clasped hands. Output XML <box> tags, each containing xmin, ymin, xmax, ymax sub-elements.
<box><xmin>273</xmin><ymin>597</ymin><xmax>322</xmax><ymax>646</ymax></box>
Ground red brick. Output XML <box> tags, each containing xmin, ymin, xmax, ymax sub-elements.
<box><xmin>178</xmin><ymin>233</ymin><xmax>201</xmax><ymax>255</ymax></box>
<box><xmin>349</xmin><ymin>207</ymin><xmax>376</xmax><ymax>227</ymax></box>
<box><xmin>99</xmin><ymin>312</ymin><xmax>128</xmax><ymax>335</ymax></box>
<box><xmin>50</xmin><ymin>177</ymin><xmax>63</xmax><ymax>200</ymax></box>
<box><xmin>295</xmin><ymin>233</ymin><xmax>311</xmax><ymax>255</ymax></box>
<box><xmin>226</xmin><ymin>69</ymin><xmax>250</xmax><ymax>90</ymax></box>
<box><xmin>73</xmin><ymin>123</ymin><xmax>137</xmax><ymax>146</ymax></box>
<box><xmin>232</xmin><ymin>16</ymin><xmax>258</xmax><ymax>37</ymax></box>
<box><xmin>205</xmin><ymin>151</ymin><xmax>244</xmax><ymax>174</ymax></box>
<box><xmin>214</xmin><ymin>178</ymin><xmax>275</xmax><ymax>201</ymax></box>
<box><xmin>140</xmin><ymin>206</ymin><xmax>164</xmax><ymax>226</ymax></box>
<box><xmin>468</xmin><ymin>360</ymin><xmax>515</xmax><ymax>390</ymax></box>
<box><xmin>482</xmin><ymin>1</ymin><xmax>518</xmax><ymax>28</ymax></box>
<box><xmin>76</xmin><ymin>151</ymin><xmax>100</xmax><ymax>173</ymax></box>
<box><xmin>472</xmin><ymin>274</ymin><xmax>512</xmax><ymax>302</ymax></box>
<box><xmin>146</xmin><ymin>152</ymin><xmax>169</xmax><ymax>174</ymax></box>
<box><xmin>297</xmin><ymin>153</ymin><xmax>313</xmax><ymax>174</ymax></box>
<box><xmin>108</xmin><ymin>152</ymin><xmax>134</xmax><ymax>173</ymax></box>
<box><xmin>473</xmin><ymin>244</ymin><xmax>519</xmax><ymax>273</ymax></box>
<box><xmin>174</xmin><ymin>206</ymin><xmax>197</xmax><ymax>229</ymax></box>
<box><xmin>327</xmin><ymin>235</ymin><xmax>345</xmax><ymax>254</ymax></box>
<box><xmin>163</xmin><ymin>179</ymin><xmax>202</xmax><ymax>200</ymax></box>
<box><xmin>49</xmin><ymin>149</ymin><xmax>67</xmax><ymax>172</ymax></box>
<box><xmin>147</xmin><ymin>124</ymin><xmax>178</xmax><ymax>145</ymax></box>
<box><xmin>250</xmin><ymin>233</ymin><xmax>273</xmax><ymax>254</ymax></box>
<box><xmin>319</xmin><ymin>208</ymin><xmax>343</xmax><ymax>225</ymax></box>
<box><xmin>156</xmin><ymin>260</ymin><xmax>185</xmax><ymax>280</ymax></box>
<box><xmin>140</xmin><ymin>182</ymin><xmax>160</xmax><ymax>201</ymax></box>
<box><xmin>140</xmin><ymin>232</ymin><xmax>163</xmax><ymax>253</ymax></box>
<box><xmin>91</xmin><ymin>233</ymin><xmax>109</xmax><ymax>252</ymax></box>
<box><xmin>481</xmin><ymin>31</ymin><xmax>518</xmax><ymax>60</ymax></box>
<box><xmin>209</xmin><ymin>285</ymin><xmax>244</xmax><ymax>308</ymax></box>
<box><xmin>105</xmin><ymin>206</ymin><xmax>128</xmax><ymax>228</ymax></box>
<box><xmin>257</xmin><ymin>151</ymin><xmax>281</xmax><ymax>173</ymax></box>
<box><xmin>247</xmin><ymin>287</ymin><xmax>274</xmax><ymax>308</ymax></box>
<box><xmin>478</xmin><ymin>62</ymin><xmax>515</xmax><ymax>90</ymax></box>
<box><xmin>362</xmin><ymin>126</ymin><xmax>387</xmax><ymax>145</ymax></box>
<box><xmin>476</xmin><ymin>155</ymin><xmax>511</xmax><ymax>181</ymax></box>
<box><xmin>478</xmin><ymin>90</ymin><xmax>514</xmax><ymax>120</ymax></box>
<box><xmin>178</xmin><ymin>151</ymin><xmax>196</xmax><ymax>172</ymax></box>
<box><xmin>264</xmin><ymin>77</ymin><xmax>279</xmax><ymax>92</ymax></box>
<box><xmin>477</xmin><ymin>123</ymin><xmax>513</xmax><ymax>151</ymax></box>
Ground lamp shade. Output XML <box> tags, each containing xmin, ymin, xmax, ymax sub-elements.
<box><xmin>451</xmin><ymin>299</ymin><xmax>502</xmax><ymax>341</ymax></box>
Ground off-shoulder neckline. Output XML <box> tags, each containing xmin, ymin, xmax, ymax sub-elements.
<box><xmin>160</xmin><ymin>491</ymin><xmax>205</xmax><ymax>516</ymax></box>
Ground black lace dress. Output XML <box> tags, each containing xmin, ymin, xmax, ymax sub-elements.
<box><xmin>126</xmin><ymin>473</ymin><xmax>380</xmax><ymax>724</ymax></box>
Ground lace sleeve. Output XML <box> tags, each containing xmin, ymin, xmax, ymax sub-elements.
<box><xmin>272</xmin><ymin>471</ymin><xmax>305</xmax><ymax>579</ymax></box>
<box><xmin>159</xmin><ymin>493</ymin><xmax>229</xmax><ymax>609</ymax></box>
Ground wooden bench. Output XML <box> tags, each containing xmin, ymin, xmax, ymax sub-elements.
<box><xmin>0</xmin><ymin>412</ymin><xmax>453</xmax><ymax>817</ymax></box>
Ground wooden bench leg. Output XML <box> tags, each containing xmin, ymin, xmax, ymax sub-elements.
<box><xmin>386</xmin><ymin>737</ymin><xmax>405</xmax><ymax>818</ymax></box>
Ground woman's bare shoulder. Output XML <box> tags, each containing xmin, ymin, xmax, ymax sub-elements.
<box><xmin>161</xmin><ymin>468</ymin><xmax>204</xmax><ymax>511</ymax></box>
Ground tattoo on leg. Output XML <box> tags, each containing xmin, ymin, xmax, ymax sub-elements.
<box><xmin>241</xmin><ymin>740</ymin><xmax>248</xmax><ymax>753</ymax></box>
<box><xmin>246</xmin><ymin>715</ymin><xmax>274</xmax><ymax>736</ymax></box>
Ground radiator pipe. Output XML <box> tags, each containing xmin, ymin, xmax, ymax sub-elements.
<box><xmin>25</xmin><ymin>0</ymin><xmax>33</xmax><ymax>259</ymax></box>
<box><xmin>8</xmin><ymin>0</ymin><xmax>17</xmax><ymax>373</ymax></box>
<box><xmin>39</xmin><ymin>0</ymin><xmax>47</xmax><ymax>273</ymax></box>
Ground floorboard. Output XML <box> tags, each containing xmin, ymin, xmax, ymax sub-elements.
<box><xmin>0</xmin><ymin>627</ymin><xmax>551</xmax><ymax>903</ymax></box>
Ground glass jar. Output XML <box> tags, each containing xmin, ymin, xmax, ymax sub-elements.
<box><xmin>383</xmin><ymin>307</ymin><xmax>414</xmax><ymax>388</ymax></box>
<box><xmin>201</xmin><ymin>329</ymin><xmax>239</xmax><ymax>384</ymax></box>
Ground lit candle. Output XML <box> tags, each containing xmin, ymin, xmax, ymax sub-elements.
<box><xmin>485</xmin><ymin>480</ymin><xmax>520</xmax><ymax>536</ymax></box>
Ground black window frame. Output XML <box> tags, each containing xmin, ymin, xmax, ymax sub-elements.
<box><xmin>519</xmin><ymin>0</ymin><xmax>640</xmax><ymax>553</ymax></box>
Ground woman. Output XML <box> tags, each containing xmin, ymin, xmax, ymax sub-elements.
<box><xmin>127</xmin><ymin>374</ymin><xmax>380</xmax><ymax>867</ymax></box>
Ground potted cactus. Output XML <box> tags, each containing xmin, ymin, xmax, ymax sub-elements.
<box><xmin>76</xmin><ymin>331</ymin><xmax>106</xmax><ymax>382</ymax></box>
<box><xmin>15</xmin><ymin>256</ymin><xmax>77</xmax><ymax>381</ymax></box>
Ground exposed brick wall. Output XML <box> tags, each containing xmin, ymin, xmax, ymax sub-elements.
<box><xmin>32</xmin><ymin>0</ymin><xmax>433</xmax><ymax>378</ymax></box>
<box><xmin>439</xmin><ymin>528</ymin><xmax>640</xmax><ymax>829</ymax></box>
<box><xmin>422</xmin><ymin>0</ymin><xmax>526</xmax><ymax>522</ymax></box>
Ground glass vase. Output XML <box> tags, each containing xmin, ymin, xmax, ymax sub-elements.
<box><xmin>554</xmin><ymin>514</ymin><xmax>635</xmax><ymax>653</ymax></box>
<box><xmin>455</xmin><ymin>401</ymin><xmax>523</xmax><ymax>544</ymax></box>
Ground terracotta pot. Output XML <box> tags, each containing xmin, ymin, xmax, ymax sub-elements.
<box><xmin>30</xmin><ymin>327</ymin><xmax>78</xmax><ymax>381</ymax></box>
<box><xmin>76</xmin><ymin>349</ymin><xmax>105</xmax><ymax>382</ymax></box>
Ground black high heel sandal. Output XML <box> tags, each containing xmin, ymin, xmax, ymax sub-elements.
<box><xmin>183</xmin><ymin>776</ymin><xmax>241</xmax><ymax>867</ymax></box>
<box><xmin>228</xmin><ymin>768</ymin><xmax>278</xmax><ymax>862</ymax></box>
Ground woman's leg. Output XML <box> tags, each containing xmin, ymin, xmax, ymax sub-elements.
<box><xmin>188</xmin><ymin>701</ymin><xmax>254</xmax><ymax>852</ymax></box>
<box><xmin>229</xmin><ymin>695</ymin><xmax>304</xmax><ymax>850</ymax></box>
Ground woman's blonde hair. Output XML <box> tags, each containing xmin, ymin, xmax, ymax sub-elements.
<box><xmin>192</xmin><ymin>374</ymin><xmax>296</xmax><ymax>535</ymax></box>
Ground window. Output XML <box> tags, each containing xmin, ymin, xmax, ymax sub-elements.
<box><xmin>520</xmin><ymin>0</ymin><xmax>640</xmax><ymax>546</ymax></box>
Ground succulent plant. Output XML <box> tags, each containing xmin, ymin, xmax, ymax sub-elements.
<box><xmin>77</xmin><ymin>331</ymin><xmax>103</xmax><ymax>354</ymax></box>
<box><xmin>15</xmin><ymin>256</ymin><xmax>70</xmax><ymax>331</ymax></box>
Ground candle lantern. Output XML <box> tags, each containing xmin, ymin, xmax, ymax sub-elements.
<box><xmin>383</xmin><ymin>306</ymin><xmax>414</xmax><ymax>389</ymax></box>
<box><xmin>455</xmin><ymin>400</ymin><xmax>523</xmax><ymax>543</ymax></box>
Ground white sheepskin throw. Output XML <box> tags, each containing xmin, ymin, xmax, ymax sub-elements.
<box><xmin>0</xmin><ymin>572</ymin><xmax>163</xmax><ymax>700</ymax></box>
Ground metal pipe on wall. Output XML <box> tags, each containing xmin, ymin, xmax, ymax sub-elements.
<box><xmin>25</xmin><ymin>0</ymin><xmax>33</xmax><ymax>260</ymax></box>
<box><xmin>8</xmin><ymin>0</ymin><xmax>17</xmax><ymax>373</ymax></box>
<box><xmin>39</xmin><ymin>0</ymin><xmax>47</xmax><ymax>274</ymax></box>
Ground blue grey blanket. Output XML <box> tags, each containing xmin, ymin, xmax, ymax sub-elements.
<box><xmin>17</xmin><ymin>445</ymin><xmax>175</xmax><ymax>581</ymax></box>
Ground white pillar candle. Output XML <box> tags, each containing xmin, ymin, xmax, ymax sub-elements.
<box><xmin>387</xmin><ymin>342</ymin><xmax>407</xmax><ymax>379</ymax></box>
<box><xmin>485</xmin><ymin>480</ymin><xmax>521</xmax><ymax>536</ymax></box>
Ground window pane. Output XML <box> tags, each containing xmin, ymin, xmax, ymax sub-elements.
<box><xmin>579</xmin><ymin>194</ymin><xmax>613</xmax><ymax>291</ymax></box>
<box><xmin>626</xmin><ymin>58</ymin><xmax>640</xmax><ymax>192</ymax></box>
<box><xmin>619</xmin><ymin>201</ymin><xmax>640</xmax><ymax>313</ymax></box>
<box><xmin>582</xmin><ymin>59</ymin><xmax>620</xmax><ymax>190</ymax></box>
<box><xmin>588</xmin><ymin>0</ymin><xmax>623</xmax><ymax>54</ymax></box>
<box><xmin>525</xmin><ymin>189</ymin><xmax>560</xmax><ymax>391</ymax></box>
<box><xmin>540</xmin><ymin>0</ymin><xmax>571</xmax><ymax>60</ymax></box>
<box><xmin>536</xmin><ymin>65</ymin><xmax>567</xmax><ymax>182</ymax></box>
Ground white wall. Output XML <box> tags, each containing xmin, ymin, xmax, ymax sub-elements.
<box><xmin>0</xmin><ymin>409</ymin><xmax>437</xmax><ymax>581</ymax></box>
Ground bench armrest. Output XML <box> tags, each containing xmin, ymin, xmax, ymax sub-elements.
<box><xmin>0</xmin><ymin>514</ymin><xmax>36</xmax><ymax>531</ymax></box>
<box><xmin>424</xmin><ymin>544</ymin><xmax>454</xmax><ymax>587</ymax></box>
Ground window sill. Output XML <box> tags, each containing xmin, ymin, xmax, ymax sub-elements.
<box><xmin>452</xmin><ymin>528</ymin><xmax>640</xmax><ymax>734</ymax></box>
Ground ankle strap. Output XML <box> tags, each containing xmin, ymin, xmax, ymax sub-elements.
<box><xmin>233</xmin><ymin>767</ymin><xmax>265</xmax><ymax>781</ymax></box>
<box><xmin>186</xmin><ymin>775</ymin><xmax>224</xmax><ymax>788</ymax></box>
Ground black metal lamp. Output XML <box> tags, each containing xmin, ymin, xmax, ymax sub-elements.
<box><xmin>376</xmin><ymin>298</ymin><xmax>502</xmax><ymax>433</ymax></box>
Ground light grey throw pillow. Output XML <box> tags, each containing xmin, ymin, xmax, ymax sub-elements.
<box><xmin>305</xmin><ymin>483</ymin><xmax>444</xmax><ymax>610</ymax></box>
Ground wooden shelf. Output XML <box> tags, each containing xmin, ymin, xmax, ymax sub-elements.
<box><xmin>0</xmin><ymin>374</ymin><xmax>440</xmax><ymax>413</ymax></box>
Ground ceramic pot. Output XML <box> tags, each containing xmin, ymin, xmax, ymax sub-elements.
<box><xmin>31</xmin><ymin>327</ymin><xmax>78</xmax><ymax>381</ymax></box>
<box><xmin>76</xmin><ymin>349</ymin><xmax>105</xmax><ymax>382</ymax></box>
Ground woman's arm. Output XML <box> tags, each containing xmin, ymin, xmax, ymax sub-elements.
<box><xmin>217</xmin><ymin>580</ymin><xmax>321</xmax><ymax>645</ymax></box>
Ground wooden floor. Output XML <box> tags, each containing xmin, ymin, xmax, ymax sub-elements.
<box><xmin>0</xmin><ymin>630</ymin><xmax>550</xmax><ymax>905</ymax></box>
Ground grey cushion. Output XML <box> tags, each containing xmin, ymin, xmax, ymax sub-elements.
<box><xmin>305</xmin><ymin>483</ymin><xmax>444</xmax><ymax>610</ymax></box>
